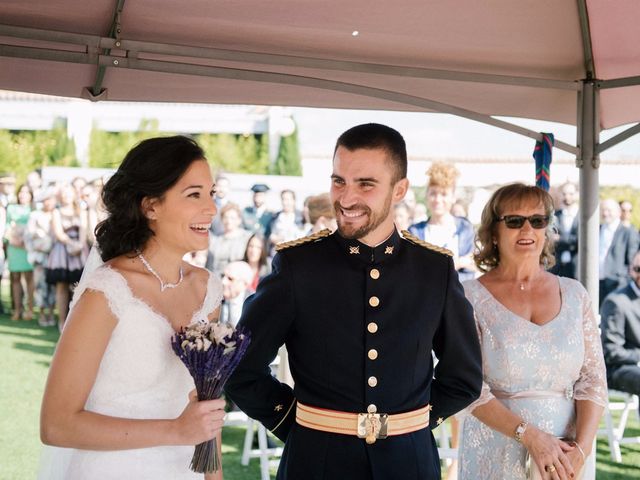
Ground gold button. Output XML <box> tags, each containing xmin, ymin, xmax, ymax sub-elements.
<box><xmin>367</xmin><ymin>322</ymin><xmax>378</xmax><ymax>333</ymax></box>
<box><xmin>368</xmin><ymin>349</ymin><xmax>378</xmax><ymax>360</ymax></box>
<box><xmin>370</xmin><ymin>268</ymin><xmax>380</xmax><ymax>280</ymax></box>
<box><xmin>369</xmin><ymin>296</ymin><xmax>380</xmax><ymax>307</ymax></box>
<box><xmin>367</xmin><ymin>404</ymin><xmax>377</xmax><ymax>414</ymax></box>
<box><xmin>368</xmin><ymin>376</ymin><xmax>378</xmax><ymax>387</ymax></box>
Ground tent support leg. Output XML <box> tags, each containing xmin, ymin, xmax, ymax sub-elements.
<box><xmin>577</xmin><ymin>80</ymin><xmax>600</xmax><ymax>305</ymax></box>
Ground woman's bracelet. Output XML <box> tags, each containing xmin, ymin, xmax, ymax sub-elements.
<box><xmin>574</xmin><ymin>441</ymin><xmax>586</xmax><ymax>461</ymax></box>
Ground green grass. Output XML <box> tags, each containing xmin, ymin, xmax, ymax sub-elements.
<box><xmin>1</xmin><ymin>313</ymin><xmax>640</xmax><ymax>479</ymax></box>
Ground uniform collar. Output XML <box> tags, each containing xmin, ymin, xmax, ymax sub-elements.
<box><xmin>333</xmin><ymin>228</ymin><xmax>402</xmax><ymax>264</ymax></box>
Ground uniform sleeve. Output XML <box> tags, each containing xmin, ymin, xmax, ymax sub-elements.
<box><xmin>224</xmin><ymin>252</ymin><xmax>296</xmax><ymax>441</ymax></box>
<box><xmin>601</xmin><ymin>295</ymin><xmax>640</xmax><ymax>366</ymax></box>
<box><xmin>429</xmin><ymin>257</ymin><xmax>483</xmax><ymax>428</ymax></box>
<box><xmin>574</xmin><ymin>287</ymin><xmax>608</xmax><ymax>407</ymax></box>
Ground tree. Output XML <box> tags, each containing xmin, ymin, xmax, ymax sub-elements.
<box><xmin>0</xmin><ymin>121</ymin><xmax>77</xmax><ymax>182</ymax></box>
<box><xmin>270</xmin><ymin>126</ymin><xmax>302</xmax><ymax>176</ymax></box>
<box><xmin>88</xmin><ymin>119</ymin><xmax>161</xmax><ymax>168</ymax></box>
<box><xmin>197</xmin><ymin>133</ymin><xmax>269</xmax><ymax>174</ymax></box>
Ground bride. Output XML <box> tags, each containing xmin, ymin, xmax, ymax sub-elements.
<box><xmin>39</xmin><ymin>136</ymin><xmax>226</xmax><ymax>479</ymax></box>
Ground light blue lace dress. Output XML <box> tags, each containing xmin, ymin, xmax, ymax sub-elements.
<box><xmin>458</xmin><ymin>277</ymin><xmax>607</xmax><ymax>480</ymax></box>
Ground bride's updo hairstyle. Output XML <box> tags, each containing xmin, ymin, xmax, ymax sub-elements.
<box><xmin>95</xmin><ymin>136</ymin><xmax>206</xmax><ymax>262</ymax></box>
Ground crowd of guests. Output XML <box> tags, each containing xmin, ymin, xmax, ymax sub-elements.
<box><xmin>0</xmin><ymin>172</ymin><xmax>101</xmax><ymax>328</ymax></box>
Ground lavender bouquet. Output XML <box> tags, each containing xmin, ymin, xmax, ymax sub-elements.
<box><xmin>171</xmin><ymin>321</ymin><xmax>251</xmax><ymax>473</ymax></box>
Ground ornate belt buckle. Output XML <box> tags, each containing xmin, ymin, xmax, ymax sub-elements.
<box><xmin>565</xmin><ymin>386</ymin><xmax>574</xmax><ymax>400</ymax></box>
<box><xmin>357</xmin><ymin>412</ymin><xmax>389</xmax><ymax>444</ymax></box>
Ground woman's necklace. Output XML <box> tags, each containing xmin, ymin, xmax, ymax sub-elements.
<box><xmin>137</xmin><ymin>251</ymin><xmax>184</xmax><ymax>292</ymax></box>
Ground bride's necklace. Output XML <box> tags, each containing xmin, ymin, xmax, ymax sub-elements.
<box><xmin>137</xmin><ymin>251</ymin><xmax>184</xmax><ymax>292</ymax></box>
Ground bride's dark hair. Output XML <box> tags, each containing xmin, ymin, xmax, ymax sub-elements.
<box><xmin>95</xmin><ymin>136</ymin><xmax>206</xmax><ymax>262</ymax></box>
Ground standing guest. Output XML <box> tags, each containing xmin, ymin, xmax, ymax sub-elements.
<box><xmin>458</xmin><ymin>183</ymin><xmax>607</xmax><ymax>480</ymax></box>
<box><xmin>599</xmin><ymin>198</ymin><xmax>640</xmax><ymax>306</ymax></box>
<box><xmin>242</xmin><ymin>183</ymin><xmax>273</xmax><ymax>235</ymax></box>
<box><xmin>306</xmin><ymin>192</ymin><xmax>337</xmax><ymax>234</ymax></box>
<box><xmin>601</xmin><ymin>251</ymin><xmax>640</xmax><ymax>400</ymax></box>
<box><xmin>226</xmin><ymin>123</ymin><xmax>482</xmax><ymax>480</ymax></box>
<box><xmin>27</xmin><ymin>170</ymin><xmax>43</xmax><ymax>203</ymax></box>
<box><xmin>404</xmin><ymin>187</ymin><xmax>417</xmax><ymax>221</ymax></box>
<box><xmin>410</xmin><ymin>162</ymin><xmax>476</xmax><ymax>281</ymax></box>
<box><xmin>393</xmin><ymin>201</ymin><xmax>413</xmax><ymax>232</ymax></box>
<box><xmin>0</xmin><ymin>203</ymin><xmax>5</xmax><ymax>314</ymax></box>
<box><xmin>220</xmin><ymin>261</ymin><xmax>254</xmax><ymax>326</ymax></box>
<box><xmin>206</xmin><ymin>202</ymin><xmax>252</xmax><ymax>276</ymax></box>
<box><xmin>412</xmin><ymin>202</ymin><xmax>428</xmax><ymax>224</ymax></box>
<box><xmin>0</xmin><ymin>174</ymin><xmax>17</xmax><ymax>207</ymax></box>
<box><xmin>551</xmin><ymin>181</ymin><xmax>579</xmax><ymax>279</ymax></box>
<box><xmin>451</xmin><ymin>201</ymin><xmax>468</xmax><ymax>219</ymax></box>
<box><xmin>38</xmin><ymin>135</ymin><xmax>225</xmax><ymax>480</ymax></box>
<box><xmin>243</xmin><ymin>233</ymin><xmax>271</xmax><ymax>292</ymax></box>
<box><xmin>46</xmin><ymin>184</ymin><xmax>88</xmax><ymax>329</ymax></box>
<box><xmin>210</xmin><ymin>174</ymin><xmax>231</xmax><ymax>235</ymax></box>
<box><xmin>26</xmin><ymin>188</ymin><xmax>57</xmax><ymax>326</ymax></box>
<box><xmin>5</xmin><ymin>184</ymin><xmax>35</xmax><ymax>320</ymax></box>
<box><xmin>81</xmin><ymin>183</ymin><xmax>102</xmax><ymax>247</ymax></box>
<box><xmin>267</xmin><ymin>189</ymin><xmax>304</xmax><ymax>254</ymax></box>
<box><xmin>620</xmin><ymin>200</ymin><xmax>634</xmax><ymax>229</ymax></box>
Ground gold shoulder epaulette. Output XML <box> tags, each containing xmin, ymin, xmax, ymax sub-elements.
<box><xmin>401</xmin><ymin>230</ymin><xmax>453</xmax><ymax>257</ymax></box>
<box><xmin>275</xmin><ymin>229</ymin><xmax>331</xmax><ymax>252</ymax></box>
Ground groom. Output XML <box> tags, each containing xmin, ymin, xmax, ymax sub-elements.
<box><xmin>225</xmin><ymin>123</ymin><xmax>482</xmax><ymax>479</ymax></box>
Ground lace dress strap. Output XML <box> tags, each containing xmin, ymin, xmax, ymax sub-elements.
<box><xmin>191</xmin><ymin>271</ymin><xmax>224</xmax><ymax>324</ymax></box>
<box><xmin>69</xmin><ymin>266</ymin><xmax>132</xmax><ymax>320</ymax></box>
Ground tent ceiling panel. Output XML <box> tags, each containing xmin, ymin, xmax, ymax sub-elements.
<box><xmin>588</xmin><ymin>0</ymin><xmax>640</xmax><ymax>80</ymax></box>
<box><xmin>1</xmin><ymin>0</ymin><xmax>639</xmax><ymax>131</ymax></box>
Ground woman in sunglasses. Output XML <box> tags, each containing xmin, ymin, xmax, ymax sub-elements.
<box><xmin>457</xmin><ymin>183</ymin><xmax>607</xmax><ymax>480</ymax></box>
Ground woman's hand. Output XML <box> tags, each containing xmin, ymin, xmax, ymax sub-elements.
<box><xmin>522</xmin><ymin>426</ymin><xmax>575</xmax><ymax>480</ymax></box>
<box><xmin>565</xmin><ymin>442</ymin><xmax>585</xmax><ymax>477</ymax></box>
<box><xmin>174</xmin><ymin>390</ymin><xmax>226</xmax><ymax>445</ymax></box>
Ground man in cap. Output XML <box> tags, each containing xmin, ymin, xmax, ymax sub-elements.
<box><xmin>226</xmin><ymin>123</ymin><xmax>482</xmax><ymax>480</ymax></box>
<box><xmin>242</xmin><ymin>183</ymin><xmax>274</xmax><ymax>236</ymax></box>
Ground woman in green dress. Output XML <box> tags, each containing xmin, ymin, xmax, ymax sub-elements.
<box><xmin>5</xmin><ymin>184</ymin><xmax>35</xmax><ymax>320</ymax></box>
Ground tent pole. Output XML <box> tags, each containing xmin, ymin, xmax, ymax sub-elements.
<box><xmin>576</xmin><ymin>80</ymin><xmax>600</xmax><ymax>303</ymax></box>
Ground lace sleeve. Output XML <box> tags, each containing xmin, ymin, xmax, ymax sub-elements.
<box><xmin>456</xmin><ymin>281</ymin><xmax>495</xmax><ymax>417</ymax></box>
<box><xmin>68</xmin><ymin>267</ymin><xmax>129</xmax><ymax>321</ymax></box>
<box><xmin>573</xmin><ymin>285</ymin><xmax>608</xmax><ymax>407</ymax></box>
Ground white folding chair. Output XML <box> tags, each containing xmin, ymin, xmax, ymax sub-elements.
<box><xmin>599</xmin><ymin>390</ymin><xmax>640</xmax><ymax>462</ymax></box>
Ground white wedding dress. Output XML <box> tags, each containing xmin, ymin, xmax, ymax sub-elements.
<box><xmin>37</xmin><ymin>264</ymin><xmax>223</xmax><ymax>480</ymax></box>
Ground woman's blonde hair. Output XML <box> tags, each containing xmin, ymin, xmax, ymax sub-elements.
<box><xmin>474</xmin><ymin>183</ymin><xmax>556</xmax><ymax>272</ymax></box>
<box><xmin>427</xmin><ymin>162</ymin><xmax>459</xmax><ymax>190</ymax></box>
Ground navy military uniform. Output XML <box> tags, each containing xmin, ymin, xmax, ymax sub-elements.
<box><xmin>225</xmin><ymin>228</ymin><xmax>482</xmax><ymax>479</ymax></box>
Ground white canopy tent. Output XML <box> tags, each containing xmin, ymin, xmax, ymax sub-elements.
<box><xmin>2</xmin><ymin>0</ymin><xmax>640</xmax><ymax>302</ymax></box>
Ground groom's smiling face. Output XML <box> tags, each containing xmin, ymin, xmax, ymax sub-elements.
<box><xmin>145</xmin><ymin>159</ymin><xmax>217</xmax><ymax>254</ymax></box>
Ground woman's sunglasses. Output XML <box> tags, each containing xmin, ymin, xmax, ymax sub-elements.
<box><xmin>497</xmin><ymin>214</ymin><xmax>550</xmax><ymax>229</ymax></box>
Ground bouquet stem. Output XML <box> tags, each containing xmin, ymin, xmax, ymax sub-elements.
<box><xmin>190</xmin><ymin>438</ymin><xmax>219</xmax><ymax>473</ymax></box>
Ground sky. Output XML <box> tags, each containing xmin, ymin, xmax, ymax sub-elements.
<box><xmin>291</xmin><ymin>107</ymin><xmax>640</xmax><ymax>162</ymax></box>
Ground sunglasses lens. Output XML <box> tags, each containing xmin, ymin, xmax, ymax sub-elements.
<box><xmin>529</xmin><ymin>215</ymin><xmax>549</xmax><ymax>229</ymax></box>
<box><xmin>503</xmin><ymin>216</ymin><xmax>525</xmax><ymax>228</ymax></box>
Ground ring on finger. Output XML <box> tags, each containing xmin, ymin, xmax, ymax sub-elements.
<box><xmin>544</xmin><ymin>464</ymin><xmax>556</xmax><ymax>473</ymax></box>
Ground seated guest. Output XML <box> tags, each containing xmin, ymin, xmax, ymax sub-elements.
<box><xmin>601</xmin><ymin>251</ymin><xmax>640</xmax><ymax>400</ymax></box>
<box><xmin>306</xmin><ymin>193</ymin><xmax>337</xmax><ymax>234</ymax></box>
<box><xmin>243</xmin><ymin>233</ymin><xmax>271</xmax><ymax>292</ymax></box>
<box><xmin>220</xmin><ymin>261</ymin><xmax>254</xmax><ymax>326</ymax></box>
<box><xmin>458</xmin><ymin>183</ymin><xmax>607</xmax><ymax>480</ymax></box>
<box><xmin>206</xmin><ymin>202</ymin><xmax>252</xmax><ymax>276</ymax></box>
